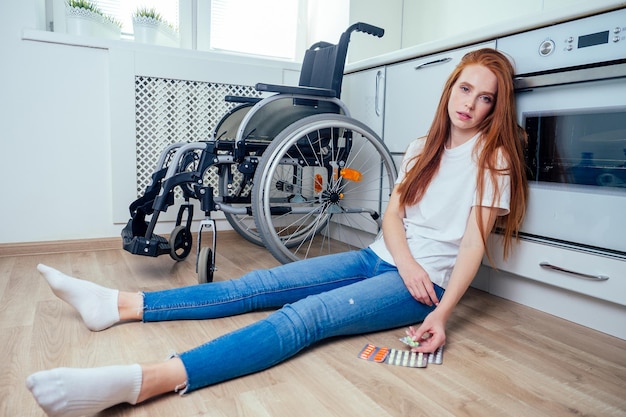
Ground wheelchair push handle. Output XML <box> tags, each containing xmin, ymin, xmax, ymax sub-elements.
<box><xmin>350</xmin><ymin>22</ymin><xmax>384</xmax><ymax>38</ymax></box>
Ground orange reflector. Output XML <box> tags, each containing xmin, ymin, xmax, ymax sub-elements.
<box><xmin>340</xmin><ymin>168</ymin><xmax>362</xmax><ymax>182</ymax></box>
<box><xmin>314</xmin><ymin>174</ymin><xmax>324</xmax><ymax>193</ymax></box>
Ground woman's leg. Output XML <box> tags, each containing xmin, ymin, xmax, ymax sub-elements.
<box><xmin>36</xmin><ymin>264</ymin><xmax>123</xmax><ymax>331</ymax></box>
<box><xmin>26</xmin><ymin>363</ymin><xmax>144</xmax><ymax>417</ymax></box>
<box><xmin>178</xmin><ymin>258</ymin><xmax>445</xmax><ymax>392</ymax></box>
<box><xmin>28</xmin><ymin>250</ymin><xmax>378</xmax><ymax>415</ymax></box>
<box><xmin>37</xmin><ymin>264</ymin><xmax>144</xmax><ymax>330</ymax></box>
<box><xmin>136</xmin><ymin>358</ymin><xmax>188</xmax><ymax>402</ymax></box>
<box><xmin>141</xmin><ymin>249</ymin><xmax>375</xmax><ymax>322</ymax></box>
<box><xmin>36</xmin><ymin>249</ymin><xmax>371</xmax><ymax>330</ymax></box>
<box><xmin>28</xmin><ymin>257</ymin><xmax>442</xmax><ymax>416</ymax></box>
<box><xmin>26</xmin><ymin>358</ymin><xmax>188</xmax><ymax>417</ymax></box>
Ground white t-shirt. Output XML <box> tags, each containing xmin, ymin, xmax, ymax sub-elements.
<box><xmin>369</xmin><ymin>133</ymin><xmax>511</xmax><ymax>289</ymax></box>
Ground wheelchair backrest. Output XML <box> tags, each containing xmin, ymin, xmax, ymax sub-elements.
<box><xmin>212</xmin><ymin>23</ymin><xmax>384</xmax><ymax>147</ymax></box>
<box><xmin>298</xmin><ymin>41</ymin><xmax>345</xmax><ymax>98</ymax></box>
<box><xmin>297</xmin><ymin>22</ymin><xmax>385</xmax><ymax>99</ymax></box>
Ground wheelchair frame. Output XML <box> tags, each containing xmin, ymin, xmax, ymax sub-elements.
<box><xmin>122</xmin><ymin>23</ymin><xmax>397</xmax><ymax>283</ymax></box>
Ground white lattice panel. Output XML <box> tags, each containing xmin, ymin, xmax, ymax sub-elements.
<box><xmin>134</xmin><ymin>76</ymin><xmax>259</xmax><ymax>196</ymax></box>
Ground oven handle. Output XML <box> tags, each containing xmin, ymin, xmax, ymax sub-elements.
<box><xmin>539</xmin><ymin>262</ymin><xmax>609</xmax><ymax>281</ymax></box>
<box><xmin>514</xmin><ymin>61</ymin><xmax>626</xmax><ymax>90</ymax></box>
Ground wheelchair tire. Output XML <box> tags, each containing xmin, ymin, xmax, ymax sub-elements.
<box><xmin>251</xmin><ymin>114</ymin><xmax>397</xmax><ymax>264</ymax></box>
<box><xmin>169</xmin><ymin>225</ymin><xmax>193</xmax><ymax>261</ymax></box>
<box><xmin>198</xmin><ymin>247</ymin><xmax>214</xmax><ymax>283</ymax></box>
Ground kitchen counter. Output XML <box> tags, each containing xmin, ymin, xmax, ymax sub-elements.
<box><xmin>345</xmin><ymin>1</ymin><xmax>626</xmax><ymax>73</ymax></box>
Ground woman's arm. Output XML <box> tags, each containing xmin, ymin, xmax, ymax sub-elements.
<box><xmin>408</xmin><ymin>205</ymin><xmax>499</xmax><ymax>353</ymax></box>
<box><xmin>383</xmin><ymin>187</ymin><xmax>440</xmax><ymax>306</ymax></box>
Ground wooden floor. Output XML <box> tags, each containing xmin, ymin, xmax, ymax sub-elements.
<box><xmin>1</xmin><ymin>231</ymin><xmax>625</xmax><ymax>417</ymax></box>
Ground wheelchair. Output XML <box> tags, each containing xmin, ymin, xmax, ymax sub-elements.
<box><xmin>122</xmin><ymin>23</ymin><xmax>397</xmax><ymax>283</ymax></box>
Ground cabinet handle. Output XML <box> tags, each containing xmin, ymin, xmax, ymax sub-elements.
<box><xmin>375</xmin><ymin>70</ymin><xmax>384</xmax><ymax>117</ymax></box>
<box><xmin>539</xmin><ymin>262</ymin><xmax>609</xmax><ymax>281</ymax></box>
<box><xmin>415</xmin><ymin>57</ymin><xmax>452</xmax><ymax>70</ymax></box>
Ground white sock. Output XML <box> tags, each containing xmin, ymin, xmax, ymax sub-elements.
<box><xmin>26</xmin><ymin>364</ymin><xmax>143</xmax><ymax>417</ymax></box>
<box><xmin>37</xmin><ymin>264</ymin><xmax>120</xmax><ymax>331</ymax></box>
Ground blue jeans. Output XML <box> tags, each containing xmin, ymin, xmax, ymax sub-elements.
<box><xmin>142</xmin><ymin>248</ymin><xmax>444</xmax><ymax>392</ymax></box>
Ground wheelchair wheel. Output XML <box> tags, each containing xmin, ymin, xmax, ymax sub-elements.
<box><xmin>169</xmin><ymin>225</ymin><xmax>192</xmax><ymax>261</ymax></box>
<box><xmin>252</xmin><ymin>114</ymin><xmax>397</xmax><ymax>264</ymax></box>
<box><xmin>197</xmin><ymin>247</ymin><xmax>214</xmax><ymax>283</ymax></box>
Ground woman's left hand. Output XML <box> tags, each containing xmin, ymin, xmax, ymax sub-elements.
<box><xmin>397</xmin><ymin>261</ymin><xmax>439</xmax><ymax>306</ymax></box>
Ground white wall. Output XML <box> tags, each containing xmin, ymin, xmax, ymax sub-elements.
<box><xmin>0</xmin><ymin>2</ymin><xmax>117</xmax><ymax>243</ymax></box>
<box><xmin>348</xmin><ymin>0</ymin><xmax>404</xmax><ymax>63</ymax></box>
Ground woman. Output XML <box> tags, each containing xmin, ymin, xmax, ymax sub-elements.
<box><xmin>27</xmin><ymin>48</ymin><xmax>527</xmax><ymax>417</ymax></box>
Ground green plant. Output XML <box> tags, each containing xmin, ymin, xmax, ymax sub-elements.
<box><xmin>133</xmin><ymin>6</ymin><xmax>177</xmax><ymax>31</ymax></box>
<box><xmin>133</xmin><ymin>7</ymin><xmax>164</xmax><ymax>22</ymax></box>
<box><xmin>103</xmin><ymin>14</ymin><xmax>123</xmax><ymax>29</ymax></box>
<box><xmin>66</xmin><ymin>0</ymin><xmax>122</xmax><ymax>28</ymax></box>
<box><xmin>67</xmin><ymin>0</ymin><xmax>101</xmax><ymax>14</ymax></box>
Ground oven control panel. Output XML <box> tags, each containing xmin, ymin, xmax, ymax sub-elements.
<box><xmin>497</xmin><ymin>8</ymin><xmax>625</xmax><ymax>74</ymax></box>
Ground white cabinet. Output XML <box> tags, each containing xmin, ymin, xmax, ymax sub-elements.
<box><xmin>488</xmin><ymin>238</ymin><xmax>626</xmax><ymax>307</ymax></box>
<box><xmin>486</xmin><ymin>237</ymin><xmax>626</xmax><ymax>339</ymax></box>
<box><xmin>342</xmin><ymin>66</ymin><xmax>385</xmax><ymax>137</ymax></box>
<box><xmin>383</xmin><ymin>41</ymin><xmax>496</xmax><ymax>153</ymax></box>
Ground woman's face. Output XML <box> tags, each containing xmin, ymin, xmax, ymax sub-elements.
<box><xmin>447</xmin><ymin>64</ymin><xmax>497</xmax><ymax>144</ymax></box>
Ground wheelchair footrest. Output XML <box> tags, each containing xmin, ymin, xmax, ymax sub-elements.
<box><xmin>121</xmin><ymin>220</ymin><xmax>170</xmax><ymax>257</ymax></box>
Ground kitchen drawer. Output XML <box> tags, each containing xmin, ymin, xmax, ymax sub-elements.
<box><xmin>486</xmin><ymin>237</ymin><xmax>625</xmax><ymax>306</ymax></box>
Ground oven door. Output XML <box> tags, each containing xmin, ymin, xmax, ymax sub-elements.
<box><xmin>516</xmin><ymin>76</ymin><xmax>626</xmax><ymax>255</ymax></box>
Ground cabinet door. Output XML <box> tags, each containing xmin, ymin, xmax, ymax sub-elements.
<box><xmin>384</xmin><ymin>41</ymin><xmax>495</xmax><ymax>153</ymax></box>
<box><xmin>342</xmin><ymin>67</ymin><xmax>385</xmax><ymax>137</ymax></box>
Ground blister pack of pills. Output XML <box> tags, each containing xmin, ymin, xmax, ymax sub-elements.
<box><xmin>428</xmin><ymin>346</ymin><xmax>444</xmax><ymax>365</ymax></box>
<box><xmin>386</xmin><ymin>349</ymin><xmax>428</xmax><ymax>368</ymax></box>
<box><xmin>398</xmin><ymin>335</ymin><xmax>420</xmax><ymax>348</ymax></box>
<box><xmin>358</xmin><ymin>343</ymin><xmax>444</xmax><ymax>368</ymax></box>
<box><xmin>398</xmin><ymin>336</ymin><xmax>444</xmax><ymax>365</ymax></box>
<box><xmin>358</xmin><ymin>343</ymin><xmax>390</xmax><ymax>362</ymax></box>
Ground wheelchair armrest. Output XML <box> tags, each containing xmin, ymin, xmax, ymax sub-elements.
<box><xmin>225</xmin><ymin>95</ymin><xmax>262</xmax><ymax>104</ymax></box>
<box><xmin>255</xmin><ymin>83</ymin><xmax>337</xmax><ymax>98</ymax></box>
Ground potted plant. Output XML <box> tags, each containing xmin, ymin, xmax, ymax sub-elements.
<box><xmin>132</xmin><ymin>7</ymin><xmax>179</xmax><ymax>47</ymax></box>
<box><xmin>65</xmin><ymin>0</ymin><xmax>122</xmax><ymax>40</ymax></box>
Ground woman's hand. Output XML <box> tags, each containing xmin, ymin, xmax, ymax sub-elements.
<box><xmin>398</xmin><ymin>262</ymin><xmax>439</xmax><ymax>306</ymax></box>
<box><xmin>406</xmin><ymin>311</ymin><xmax>446</xmax><ymax>353</ymax></box>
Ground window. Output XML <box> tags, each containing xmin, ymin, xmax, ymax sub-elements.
<box><xmin>209</xmin><ymin>0</ymin><xmax>299</xmax><ymax>59</ymax></box>
<box><xmin>94</xmin><ymin>0</ymin><xmax>179</xmax><ymax>36</ymax></box>
<box><xmin>201</xmin><ymin>0</ymin><xmax>349</xmax><ymax>61</ymax></box>
<box><xmin>52</xmin><ymin>0</ymin><xmax>348</xmax><ymax>61</ymax></box>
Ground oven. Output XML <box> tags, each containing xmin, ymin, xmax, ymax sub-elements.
<box><xmin>497</xmin><ymin>8</ymin><xmax>626</xmax><ymax>258</ymax></box>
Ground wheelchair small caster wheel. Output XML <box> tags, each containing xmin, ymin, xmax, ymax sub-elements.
<box><xmin>169</xmin><ymin>225</ymin><xmax>192</xmax><ymax>261</ymax></box>
<box><xmin>198</xmin><ymin>247</ymin><xmax>214</xmax><ymax>284</ymax></box>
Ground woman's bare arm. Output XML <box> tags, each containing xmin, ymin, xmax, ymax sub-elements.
<box><xmin>409</xmin><ymin>205</ymin><xmax>498</xmax><ymax>352</ymax></box>
<box><xmin>383</xmin><ymin>187</ymin><xmax>439</xmax><ymax>306</ymax></box>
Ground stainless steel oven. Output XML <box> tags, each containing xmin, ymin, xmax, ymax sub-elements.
<box><xmin>497</xmin><ymin>8</ymin><xmax>626</xmax><ymax>257</ymax></box>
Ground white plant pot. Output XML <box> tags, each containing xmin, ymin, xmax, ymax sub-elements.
<box><xmin>66</xmin><ymin>7</ymin><xmax>121</xmax><ymax>40</ymax></box>
<box><xmin>133</xmin><ymin>16</ymin><xmax>179</xmax><ymax>47</ymax></box>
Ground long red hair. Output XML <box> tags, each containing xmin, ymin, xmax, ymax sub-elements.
<box><xmin>397</xmin><ymin>48</ymin><xmax>528</xmax><ymax>260</ymax></box>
